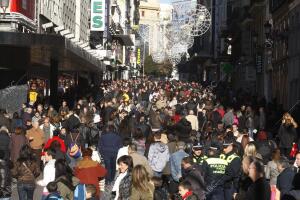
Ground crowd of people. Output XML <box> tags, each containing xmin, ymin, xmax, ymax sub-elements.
<box><xmin>0</xmin><ymin>78</ymin><xmax>299</xmax><ymax>200</ymax></box>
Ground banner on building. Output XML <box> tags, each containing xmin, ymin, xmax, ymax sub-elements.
<box><xmin>0</xmin><ymin>85</ymin><xmax>28</xmax><ymax>114</ymax></box>
<box><xmin>10</xmin><ymin>0</ymin><xmax>35</xmax><ymax>20</ymax></box>
<box><xmin>91</xmin><ymin>0</ymin><xmax>105</xmax><ymax>31</ymax></box>
<box><xmin>137</xmin><ymin>48</ymin><xmax>141</xmax><ymax>65</ymax></box>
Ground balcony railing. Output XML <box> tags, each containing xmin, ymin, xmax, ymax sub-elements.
<box><xmin>249</xmin><ymin>0</ymin><xmax>265</xmax><ymax>13</ymax></box>
<box><xmin>269</xmin><ymin>0</ymin><xmax>287</xmax><ymax>13</ymax></box>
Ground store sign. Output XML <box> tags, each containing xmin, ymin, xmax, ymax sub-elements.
<box><xmin>10</xmin><ymin>0</ymin><xmax>35</xmax><ymax>20</ymax></box>
<box><xmin>91</xmin><ymin>0</ymin><xmax>105</xmax><ymax>31</ymax></box>
<box><xmin>137</xmin><ymin>48</ymin><xmax>141</xmax><ymax>65</ymax></box>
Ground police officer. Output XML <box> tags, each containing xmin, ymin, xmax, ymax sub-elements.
<box><xmin>222</xmin><ymin>135</ymin><xmax>241</xmax><ymax>200</ymax></box>
<box><xmin>191</xmin><ymin>142</ymin><xmax>207</xmax><ymax>167</ymax></box>
<box><xmin>202</xmin><ymin>142</ymin><xmax>227</xmax><ymax>200</ymax></box>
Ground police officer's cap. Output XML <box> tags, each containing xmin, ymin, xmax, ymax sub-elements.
<box><xmin>223</xmin><ymin>135</ymin><xmax>235</xmax><ymax>147</ymax></box>
<box><xmin>210</xmin><ymin>142</ymin><xmax>220</xmax><ymax>150</ymax></box>
<box><xmin>193</xmin><ymin>142</ymin><xmax>203</xmax><ymax>149</ymax></box>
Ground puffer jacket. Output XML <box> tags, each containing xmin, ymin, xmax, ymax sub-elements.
<box><xmin>11</xmin><ymin>160</ymin><xmax>40</xmax><ymax>183</ymax></box>
<box><xmin>56</xmin><ymin>176</ymin><xmax>80</xmax><ymax>200</ymax></box>
<box><xmin>148</xmin><ymin>142</ymin><xmax>169</xmax><ymax>172</ymax></box>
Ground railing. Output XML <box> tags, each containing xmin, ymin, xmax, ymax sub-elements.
<box><xmin>269</xmin><ymin>0</ymin><xmax>287</xmax><ymax>13</ymax></box>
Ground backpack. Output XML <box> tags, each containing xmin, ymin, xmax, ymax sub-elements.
<box><xmin>73</xmin><ymin>184</ymin><xmax>86</xmax><ymax>200</ymax></box>
<box><xmin>68</xmin><ymin>133</ymin><xmax>81</xmax><ymax>159</ymax></box>
<box><xmin>57</xmin><ymin>178</ymin><xmax>86</xmax><ymax>200</ymax></box>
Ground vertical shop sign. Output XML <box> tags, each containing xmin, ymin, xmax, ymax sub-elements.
<box><xmin>91</xmin><ymin>0</ymin><xmax>105</xmax><ymax>31</ymax></box>
<box><xmin>137</xmin><ymin>48</ymin><xmax>141</xmax><ymax>65</ymax></box>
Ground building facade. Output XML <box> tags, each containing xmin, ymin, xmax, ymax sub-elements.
<box><xmin>39</xmin><ymin>0</ymin><xmax>90</xmax><ymax>42</ymax></box>
<box><xmin>139</xmin><ymin>0</ymin><xmax>160</xmax><ymax>54</ymax></box>
<box><xmin>288</xmin><ymin>0</ymin><xmax>300</xmax><ymax>109</ymax></box>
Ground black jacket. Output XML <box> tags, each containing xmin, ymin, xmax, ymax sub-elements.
<box><xmin>277</xmin><ymin>167</ymin><xmax>296</xmax><ymax>198</ymax></box>
<box><xmin>245</xmin><ymin>177</ymin><xmax>270</xmax><ymax>200</ymax></box>
<box><xmin>0</xmin><ymin>159</ymin><xmax>11</xmax><ymax>198</ymax></box>
<box><xmin>174</xmin><ymin>118</ymin><xmax>192</xmax><ymax>142</ymax></box>
<box><xmin>78</xmin><ymin>123</ymin><xmax>91</xmax><ymax>146</ymax></box>
<box><xmin>98</xmin><ymin>131</ymin><xmax>122</xmax><ymax>156</ymax></box>
<box><xmin>223</xmin><ymin>152</ymin><xmax>242</xmax><ymax>190</ymax></box>
<box><xmin>278</xmin><ymin>124</ymin><xmax>297</xmax><ymax>148</ymax></box>
<box><xmin>235</xmin><ymin>174</ymin><xmax>253</xmax><ymax>200</ymax></box>
<box><xmin>182</xmin><ymin>164</ymin><xmax>206</xmax><ymax>200</ymax></box>
<box><xmin>0</xmin><ymin>131</ymin><xmax>10</xmax><ymax>160</ymax></box>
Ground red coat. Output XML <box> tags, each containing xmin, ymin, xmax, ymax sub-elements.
<box><xmin>74</xmin><ymin>157</ymin><xmax>107</xmax><ymax>197</ymax></box>
<box><xmin>44</xmin><ymin>136</ymin><xmax>67</xmax><ymax>153</ymax></box>
<box><xmin>172</xmin><ymin>114</ymin><xmax>181</xmax><ymax>124</ymax></box>
<box><xmin>217</xmin><ymin>108</ymin><xmax>225</xmax><ymax>118</ymax></box>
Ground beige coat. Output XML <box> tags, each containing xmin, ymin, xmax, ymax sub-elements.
<box><xmin>186</xmin><ymin>114</ymin><xmax>199</xmax><ymax>131</ymax></box>
<box><xmin>26</xmin><ymin>128</ymin><xmax>45</xmax><ymax>150</ymax></box>
<box><xmin>130</xmin><ymin>152</ymin><xmax>153</xmax><ymax>177</ymax></box>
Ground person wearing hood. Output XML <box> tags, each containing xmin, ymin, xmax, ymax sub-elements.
<box><xmin>148</xmin><ymin>131</ymin><xmax>170</xmax><ymax>177</ymax></box>
<box><xmin>185</xmin><ymin>110</ymin><xmax>199</xmax><ymax>131</ymax></box>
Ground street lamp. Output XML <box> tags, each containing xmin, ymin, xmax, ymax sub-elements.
<box><xmin>264</xmin><ymin>21</ymin><xmax>273</xmax><ymax>48</ymax></box>
<box><xmin>0</xmin><ymin>0</ymin><xmax>9</xmax><ymax>18</ymax></box>
<box><xmin>264</xmin><ymin>22</ymin><xmax>272</xmax><ymax>38</ymax></box>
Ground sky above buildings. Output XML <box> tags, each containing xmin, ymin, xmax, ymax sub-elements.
<box><xmin>160</xmin><ymin>0</ymin><xmax>171</xmax><ymax>4</ymax></box>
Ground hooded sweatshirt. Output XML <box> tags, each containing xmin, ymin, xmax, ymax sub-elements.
<box><xmin>148</xmin><ymin>142</ymin><xmax>170</xmax><ymax>172</ymax></box>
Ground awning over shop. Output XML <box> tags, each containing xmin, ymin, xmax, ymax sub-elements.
<box><xmin>118</xmin><ymin>66</ymin><xmax>128</xmax><ymax>70</ymax></box>
<box><xmin>112</xmin><ymin>34</ymin><xmax>134</xmax><ymax>46</ymax></box>
<box><xmin>0</xmin><ymin>31</ymin><xmax>104</xmax><ymax>72</ymax></box>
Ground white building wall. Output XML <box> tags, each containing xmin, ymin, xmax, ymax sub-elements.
<box><xmin>40</xmin><ymin>0</ymin><xmax>89</xmax><ymax>42</ymax></box>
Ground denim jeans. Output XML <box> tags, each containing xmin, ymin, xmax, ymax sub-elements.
<box><xmin>103</xmin><ymin>153</ymin><xmax>117</xmax><ymax>183</ymax></box>
<box><xmin>17</xmin><ymin>182</ymin><xmax>36</xmax><ymax>200</ymax></box>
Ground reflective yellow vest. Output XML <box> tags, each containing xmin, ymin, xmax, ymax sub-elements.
<box><xmin>205</xmin><ymin>157</ymin><xmax>228</xmax><ymax>174</ymax></box>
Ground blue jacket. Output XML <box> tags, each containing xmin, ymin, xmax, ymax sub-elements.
<box><xmin>170</xmin><ymin>149</ymin><xmax>189</xmax><ymax>182</ymax></box>
<box><xmin>98</xmin><ymin>131</ymin><xmax>122</xmax><ymax>156</ymax></box>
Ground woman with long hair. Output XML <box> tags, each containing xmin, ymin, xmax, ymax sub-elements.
<box><xmin>54</xmin><ymin>159</ymin><xmax>80</xmax><ymax>200</ymax></box>
<box><xmin>244</xmin><ymin>142</ymin><xmax>262</xmax><ymax>159</ymax></box>
<box><xmin>130</xmin><ymin>165</ymin><xmax>154</xmax><ymax>200</ymax></box>
<box><xmin>278</xmin><ymin>112</ymin><xmax>298</xmax><ymax>157</ymax></box>
<box><xmin>11</xmin><ymin>145</ymin><xmax>41</xmax><ymax>200</ymax></box>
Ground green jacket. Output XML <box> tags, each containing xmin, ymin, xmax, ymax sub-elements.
<box><xmin>56</xmin><ymin>176</ymin><xmax>80</xmax><ymax>200</ymax></box>
<box><xmin>130</xmin><ymin>184</ymin><xmax>154</xmax><ymax>200</ymax></box>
